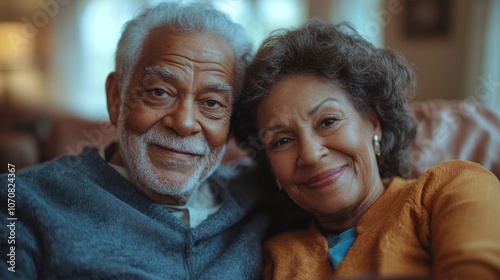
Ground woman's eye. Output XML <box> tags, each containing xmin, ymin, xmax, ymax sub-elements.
<box><xmin>274</xmin><ymin>138</ymin><xmax>292</xmax><ymax>148</ymax></box>
<box><xmin>321</xmin><ymin>118</ymin><xmax>337</xmax><ymax>127</ymax></box>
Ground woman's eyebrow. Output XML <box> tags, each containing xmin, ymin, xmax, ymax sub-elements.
<box><xmin>309</xmin><ymin>97</ymin><xmax>340</xmax><ymax>116</ymax></box>
<box><xmin>260</xmin><ymin>124</ymin><xmax>285</xmax><ymax>141</ymax></box>
<box><xmin>260</xmin><ymin>98</ymin><xmax>341</xmax><ymax>138</ymax></box>
<box><xmin>263</xmin><ymin>124</ymin><xmax>284</xmax><ymax>133</ymax></box>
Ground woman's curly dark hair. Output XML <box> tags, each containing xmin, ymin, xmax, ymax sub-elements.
<box><xmin>232</xmin><ymin>20</ymin><xmax>417</xmax><ymax>178</ymax></box>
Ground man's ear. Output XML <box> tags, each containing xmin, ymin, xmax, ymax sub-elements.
<box><xmin>106</xmin><ymin>72</ymin><xmax>121</xmax><ymax>126</ymax></box>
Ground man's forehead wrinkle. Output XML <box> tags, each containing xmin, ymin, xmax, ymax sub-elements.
<box><xmin>143</xmin><ymin>27</ymin><xmax>235</xmax><ymax>73</ymax></box>
<box><xmin>144</xmin><ymin>62</ymin><xmax>233</xmax><ymax>86</ymax></box>
<box><xmin>146</xmin><ymin>57</ymin><xmax>231</xmax><ymax>83</ymax></box>
<box><xmin>153</xmin><ymin>47</ymin><xmax>233</xmax><ymax>72</ymax></box>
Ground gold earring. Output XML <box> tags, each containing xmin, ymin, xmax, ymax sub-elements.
<box><xmin>373</xmin><ymin>134</ymin><xmax>381</xmax><ymax>156</ymax></box>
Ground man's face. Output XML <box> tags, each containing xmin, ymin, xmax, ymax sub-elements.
<box><xmin>110</xmin><ymin>28</ymin><xmax>236</xmax><ymax>204</ymax></box>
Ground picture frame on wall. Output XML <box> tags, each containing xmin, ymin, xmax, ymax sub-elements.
<box><xmin>404</xmin><ymin>0</ymin><xmax>450</xmax><ymax>37</ymax></box>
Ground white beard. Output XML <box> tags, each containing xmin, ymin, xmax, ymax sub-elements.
<box><xmin>116</xmin><ymin>114</ymin><xmax>226</xmax><ymax>204</ymax></box>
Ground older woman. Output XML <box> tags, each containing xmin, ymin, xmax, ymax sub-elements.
<box><xmin>234</xmin><ymin>20</ymin><xmax>500</xmax><ymax>279</ymax></box>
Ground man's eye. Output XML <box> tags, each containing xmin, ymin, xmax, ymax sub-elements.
<box><xmin>205</xmin><ymin>100</ymin><xmax>221</xmax><ymax>108</ymax></box>
<box><xmin>142</xmin><ymin>88</ymin><xmax>176</xmax><ymax>107</ymax></box>
<box><xmin>152</xmin><ymin>89</ymin><xmax>168</xmax><ymax>96</ymax></box>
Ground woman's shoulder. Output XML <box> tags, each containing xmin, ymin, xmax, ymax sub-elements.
<box><xmin>385</xmin><ymin>160</ymin><xmax>499</xmax><ymax>210</ymax></box>
<box><xmin>410</xmin><ymin>160</ymin><xmax>500</xmax><ymax>205</ymax></box>
<box><xmin>425</xmin><ymin>159</ymin><xmax>495</xmax><ymax>175</ymax></box>
<box><xmin>417</xmin><ymin>159</ymin><xmax>498</xmax><ymax>186</ymax></box>
<box><xmin>391</xmin><ymin>160</ymin><xmax>497</xmax><ymax>192</ymax></box>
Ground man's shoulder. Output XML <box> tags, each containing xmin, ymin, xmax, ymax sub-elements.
<box><xmin>10</xmin><ymin>147</ymin><xmax>99</xmax><ymax>178</ymax></box>
<box><xmin>1</xmin><ymin>147</ymin><xmax>110</xmax><ymax>195</ymax></box>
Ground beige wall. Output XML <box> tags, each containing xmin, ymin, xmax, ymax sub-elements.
<box><xmin>1</xmin><ymin>0</ymin><xmax>494</xmax><ymax>111</ymax></box>
<box><xmin>385</xmin><ymin>0</ymin><xmax>471</xmax><ymax>101</ymax></box>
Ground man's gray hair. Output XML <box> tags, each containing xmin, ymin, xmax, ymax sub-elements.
<box><xmin>115</xmin><ymin>1</ymin><xmax>253</xmax><ymax>95</ymax></box>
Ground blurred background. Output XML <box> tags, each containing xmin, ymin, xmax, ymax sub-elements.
<box><xmin>0</xmin><ymin>0</ymin><xmax>499</xmax><ymax>168</ymax></box>
<box><xmin>1</xmin><ymin>0</ymin><xmax>499</xmax><ymax>118</ymax></box>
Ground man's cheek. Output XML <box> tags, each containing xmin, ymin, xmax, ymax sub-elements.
<box><xmin>204</xmin><ymin>120</ymin><xmax>231</xmax><ymax>148</ymax></box>
<box><xmin>123</xmin><ymin>107</ymin><xmax>162</xmax><ymax>136</ymax></box>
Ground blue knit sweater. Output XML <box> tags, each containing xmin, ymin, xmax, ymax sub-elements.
<box><xmin>0</xmin><ymin>147</ymin><xmax>269</xmax><ymax>279</ymax></box>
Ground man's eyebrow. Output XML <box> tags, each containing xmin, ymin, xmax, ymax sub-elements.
<box><xmin>206</xmin><ymin>83</ymin><xmax>234</xmax><ymax>103</ymax></box>
<box><xmin>144</xmin><ymin>65</ymin><xmax>234</xmax><ymax>101</ymax></box>
<box><xmin>144</xmin><ymin>65</ymin><xmax>176</xmax><ymax>79</ymax></box>
<box><xmin>144</xmin><ymin>66</ymin><xmax>234</xmax><ymax>94</ymax></box>
<box><xmin>309</xmin><ymin>97</ymin><xmax>340</xmax><ymax>115</ymax></box>
<box><xmin>207</xmin><ymin>83</ymin><xmax>233</xmax><ymax>95</ymax></box>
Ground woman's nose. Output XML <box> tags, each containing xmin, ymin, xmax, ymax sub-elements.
<box><xmin>297</xmin><ymin>135</ymin><xmax>328</xmax><ymax>167</ymax></box>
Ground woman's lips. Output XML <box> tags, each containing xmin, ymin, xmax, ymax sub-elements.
<box><xmin>300</xmin><ymin>165</ymin><xmax>347</xmax><ymax>189</ymax></box>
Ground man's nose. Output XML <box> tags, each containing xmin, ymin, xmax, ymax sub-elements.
<box><xmin>297</xmin><ymin>134</ymin><xmax>328</xmax><ymax>167</ymax></box>
<box><xmin>162</xmin><ymin>99</ymin><xmax>202</xmax><ymax>136</ymax></box>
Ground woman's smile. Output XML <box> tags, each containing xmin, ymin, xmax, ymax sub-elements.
<box><xmin>299</xmin><ymin>165</ymin><xmax>348</xmax><ymax>189</ymax></box>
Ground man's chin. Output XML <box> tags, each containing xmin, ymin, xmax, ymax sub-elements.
<box><xmin>151</xmin><ymin>188</ymin><xmax>193</xmax><ymax>205</ymax></box>
<box><xmin>153</xmin><ymin>166</ymin><xmax>202</xmax><ymax>195</ymax></box>
<box><xmin>135</xmin><ymin>178</ymin><xmax>197</xmax><ymax>205</ymax></box>
<box><xmin>153</xmin><ymin>168</ymin><xmax>201</xmax><ymax>189</ymax></box>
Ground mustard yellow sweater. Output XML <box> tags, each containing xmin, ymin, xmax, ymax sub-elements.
<box><xmin>263</xmin><ymin>160</ymin><xmax>500</xmax><ymax>280</ymax></box>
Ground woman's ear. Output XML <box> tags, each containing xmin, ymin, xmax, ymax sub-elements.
<box><xmin>106</xmin><ymin>72</ymin><xmax>121</xmax><ymax>126</ymax></box>
<box><xmin>366</xmin><ymin>108</ymin><xmax>382</xmax><ymax>138</ymax></box>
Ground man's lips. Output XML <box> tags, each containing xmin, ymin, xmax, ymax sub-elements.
<box><xmin>299</xmin><ymin>165</ymin><xmax>348</xmax><ymax>189</ymax></box>
<box><xmin>151</xmin><ymin>144</ymin><xmax>203</xmax><ymax>160</ymax></box>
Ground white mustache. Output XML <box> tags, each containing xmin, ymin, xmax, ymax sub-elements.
<box><xmin>142</xmin><ymin>127</ymin><xmax>210</xmax><ymax>155</ymax></box>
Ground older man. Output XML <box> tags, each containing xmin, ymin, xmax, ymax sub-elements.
<box><xmin>0</xmin><ymin>2</ymin><xmax>268</xmax><ymax>279</ymax></box>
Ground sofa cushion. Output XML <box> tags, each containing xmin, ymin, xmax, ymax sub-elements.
<box><xmin>409</xmin><ymin>99</ymin><xmax>500</xmax><ymax>179</ymax></box>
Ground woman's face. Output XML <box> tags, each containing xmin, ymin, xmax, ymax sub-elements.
<box><xmin>256</xmin><ymin>74</ymin><xmax>383</xmax><ymax>218</ymax></box>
